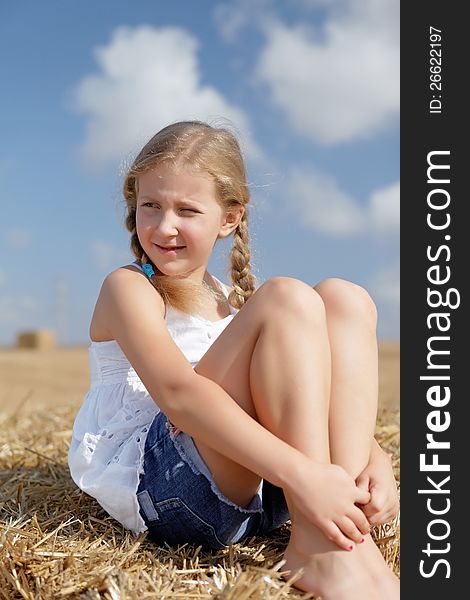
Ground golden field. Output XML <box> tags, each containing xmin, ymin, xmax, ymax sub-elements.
<box><xmin>0</xmin><ymin>342</ymin><xmax>399</xmax><ymax>416</ymax></box>
<box><xmin>0</xmin><ymin>342</ymin><xmax>399</xmax><ymax>598</ymax></box>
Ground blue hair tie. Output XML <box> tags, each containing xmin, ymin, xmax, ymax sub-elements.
<box><xmin>142</xmin><ymin>263</ymin><xmax>155</xmax><ymax>278</ymax></box>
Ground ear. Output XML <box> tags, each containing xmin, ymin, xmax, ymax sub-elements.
<box><xmin>218</xmin><ymin>205</ymin><xmax>245</xmax><ymax>239</ymax></box>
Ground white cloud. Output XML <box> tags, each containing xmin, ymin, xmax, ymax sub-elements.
<box><xmin>287</xmin><ymin>168</ymin><xmax>366</xmax><ymax>235</ymax></box>
<box><xmin>284</xmin><ymin>167</ymin><xmax>399</xmax><ymax>237</ymax></box>
<box><xmin>369</xmin><ymin>181</ymin><xmax>400</xmax><ymax>234</ymax></box>
<box><xmin>3</xmin><ymin>228</ymin><xmax>32</xmax><ymax>250</ymax></box>
<box><xmin>70</xmin><ymin>25</ymin><xmax>262</xmax><ymax>170</ymax></box>
<box><xmin>255</xmin><ymin>0</ymin><xmax>399</xmax><ymax>145</ymax></box>
<box><xmin>90</xmin><ymin>241</ymin><xmax>130</xmax><ymax>269</ymax></box>
<box><xmin>213</xmin><ymin>2</ymin><xmax>252</xmax><ymax>42</ymax></box>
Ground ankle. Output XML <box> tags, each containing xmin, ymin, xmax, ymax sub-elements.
<box><xmin>289</xmin><ymin>521</ymin><xmax>336</xmax><ymax>556</ymax></box>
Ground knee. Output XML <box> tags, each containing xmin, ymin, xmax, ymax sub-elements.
<box><xmin>314</xmin><ymin>278</ymin><xmax>378</xmax><ymax>329</ymax></box>
<box><xmin>261</xmin><ymin>277</ymin><xmax>326</xmax><ymax>323</ymax></box>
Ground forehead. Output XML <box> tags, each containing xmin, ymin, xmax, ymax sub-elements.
<box><xmin>137</xmin><ymin>163</ymin><xmax>216</xmax><ymax>203</ymax></box>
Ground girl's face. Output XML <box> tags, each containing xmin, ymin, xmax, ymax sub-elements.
<box><xmin>136</xmin><ymin>162</ymin><xmax>240</xmax><ymax>279</ymax></box>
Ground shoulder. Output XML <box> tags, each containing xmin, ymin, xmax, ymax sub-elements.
<box><xmin>99</xmin><ymin>266</ymin><xmax>166</xmax><ymax>318</ymax></box>
<box><xmin>93</xmin><ymin>267</ymin><xmax>196</xmax><ymax>399</ymax></box>
<box><xmin>91</xmin><ymin>266</ymin><xmax>164</xmax><ymax>341</ymax></box>
<box><xmin>103</xmin><ymin>264</ymin><xmax>144</xmax><ymax>287</ymax></box>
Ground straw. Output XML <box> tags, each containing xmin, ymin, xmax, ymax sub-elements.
<box><xmin>0</xmin><ymin>401</ymin><xmax>399</xmax><ymax>598</ymax></box>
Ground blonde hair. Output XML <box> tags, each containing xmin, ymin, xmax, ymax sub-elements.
<box><xmin>123</xmin><ymin>121</ymin><xmax>257</xmax><ymax>315</ymax></box>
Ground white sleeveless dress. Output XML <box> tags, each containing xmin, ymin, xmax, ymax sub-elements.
<box><xmin>68</xmin><ymin>263</ymin><xmax>239</xmax><ymax>535</ymax></box>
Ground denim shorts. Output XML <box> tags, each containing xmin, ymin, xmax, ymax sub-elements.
<box><xmin>136</xmin><ymin>411</ymin><xmax>290</xmax><ymax>550</ymax></box>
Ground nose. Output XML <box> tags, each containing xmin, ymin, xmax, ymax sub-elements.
<box><xmin>155</xmin><ymin>212</ymin><xmax>179</xmax><ymax>236</ymax></box>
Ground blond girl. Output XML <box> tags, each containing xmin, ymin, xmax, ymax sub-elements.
<box><xmin>69</xmin><ymin>121</ymin><xmax>399</xmax><ymax>598</ymax></box>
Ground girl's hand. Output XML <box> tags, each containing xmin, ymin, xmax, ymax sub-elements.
<box><xmin>286</xmin><ymin>457</ymin><xmax>371</xmax><ymax>551</ymax></box>
<box><xmin>356</xmin><ymin>440</ymin><xmax>399</xmax><ymax>526</ymax></box>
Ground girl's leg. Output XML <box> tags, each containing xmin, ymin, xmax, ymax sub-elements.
<box><xmin>246</xmin><ymin>280</ymin><xmax>388</xmax><ymax>598</ymax></box>
<box><xmin>314</xmin><ymin>279</ymin><xmax>400</xmax><ymax>596</ymax></box>
<box><xmin>193</xmin><ymin>277</ymin><xmax>396</xmax><ymax>598</ymax></box>
<box><xmin>193</xmin><ymin>277</ymin><xmax>332</xmax><ymax>508</ymax></box>
<box><xmin>314</xmin><ymin>278</ymin><xmax>378</xmax><ymax>478</ymax></box>
<box><xmin>279</xmin><ymin>278</ymin><xmax>399</xmax><ymax>597</ymax></box>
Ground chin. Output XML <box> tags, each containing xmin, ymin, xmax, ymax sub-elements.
<box><xmin>155</xmin><ymin>263</ymin><xmax>188</xmax><ymax>277</ymax></box>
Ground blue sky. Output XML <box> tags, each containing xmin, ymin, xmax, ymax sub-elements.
<box><xmin>1</xmin><ymin>0</ymin><xmax>399</xmax><ymax>345</ymax></box>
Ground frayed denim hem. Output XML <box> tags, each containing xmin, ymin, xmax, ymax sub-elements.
<box><xmin>168</xmin><ymin>427</ymin><xmax>263</xmax><ymax>515</ymax></box>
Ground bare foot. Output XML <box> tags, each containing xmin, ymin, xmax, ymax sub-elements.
<box><xmin>280</xmin><ymin>522</ymin><xmax>399</xmax><ymax>599</ymax></box>
<box><xmin>281</xmin><ymin>525</ymin><xmax>377</xmax><ymax>599</ymax></box>
<box><xmin>356</xmin><ymin>535</ymin><xmax>400</xmax><ymax>599</ymax></box>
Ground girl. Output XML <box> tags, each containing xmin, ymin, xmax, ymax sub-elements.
<box><xmin>69</xmin><ymin>121</ymin><xmax>399</xmax><ymax>599</ymax></box>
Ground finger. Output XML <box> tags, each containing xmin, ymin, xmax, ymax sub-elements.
<box><xmin>369</xmin><ymin>484</ymin><xmax>387</xmax><ymax>511</ymax></box>
<box><xmin>366</xmin><ymin>488</ymin><xmax>397</xmax><ymax>520</ymax></box>
<box><xmin>355</xmin><ymin>486</ymin><xmax>371</xmax><ymax>505</ymax></box>
<box><xmin>326</xmin><ymin>522</ymin><xmax>358</xmax><ymax>552</ymax></box>
<box><xmin>361</xmin><ymin>489</ymin><xmax>384</xmax><ymax>518</ymax></box>
<box><xmin>337</xmin><ymin>516</ymin><xmax>366</xmax><ymax>544</ymax></box>
<box><xmin>349</xmin><ymin>505</ymin><xmax>372</xmax><ymax>535</ymax></box>
<box><xmin>355</xmin><ymin>473</ymin><xmax>370</xmax><ymax>491</ymax></box>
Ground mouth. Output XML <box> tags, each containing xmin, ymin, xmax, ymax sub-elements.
<box><xmin>155</xmin><ymin>244</ymin><xmax>186</xmax><ymax>253</ymax></box>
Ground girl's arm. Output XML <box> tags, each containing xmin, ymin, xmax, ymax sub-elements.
<box><xmin>101</xmin><ymin>269</ymin><xmax>370</xmax><ymax>549</ymax></box>
<box><xmin>99</xmin><ymin>268</ymin><xmax>303</xmax><ymax>490</ymax></box>
<box><xmin>170</xmin><ymin>371</ymin><xmax>371</xmax><ymax>549</ymax></box>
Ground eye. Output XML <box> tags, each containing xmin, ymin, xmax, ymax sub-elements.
<box><xmin>140</xmin><ymin>203</ymin><xmax>199</xmax><ymax>213</ymax></box>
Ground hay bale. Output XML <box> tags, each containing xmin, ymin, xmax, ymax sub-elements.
<box><xmin>16</xmin><ymin>329</ymin><xmax>57</xmax><ymax>350</ymax></box>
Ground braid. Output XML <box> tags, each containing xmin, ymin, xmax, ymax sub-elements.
<box><xmin>228</xmin><ymin>211</ymin><xmax>257</xmax><ymax>309</ymax></box>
